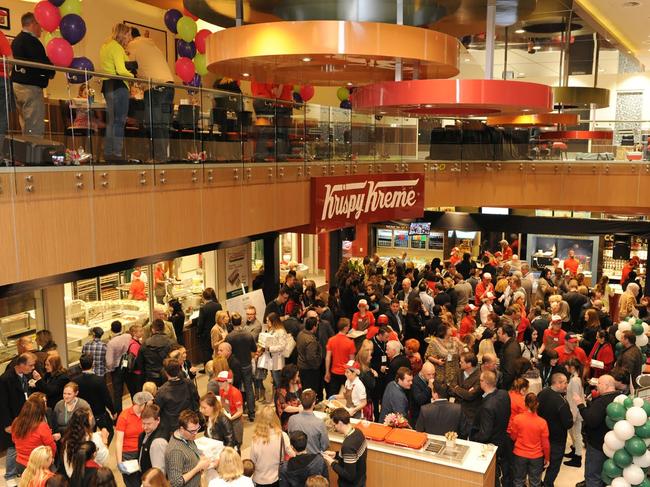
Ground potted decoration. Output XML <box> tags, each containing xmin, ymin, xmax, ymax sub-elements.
<box><xmin>445</xmin><ymin>431</ymin><xmax>458</xmax><ymax>449</ymax></box>
<box><xmin>383</xmin><ymin>413</ymin><xmax>410</xmax><ymax>429</ymax></box>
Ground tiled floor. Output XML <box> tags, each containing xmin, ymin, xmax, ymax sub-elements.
<box><xmin>1</xmin><ymin>372</ymin><xmax>586</xmax><ymax>487</ymax></box>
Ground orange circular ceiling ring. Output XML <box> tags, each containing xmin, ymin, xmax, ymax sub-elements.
<box><xmin>487</xmin><ymin>113</ymin><xmax>579</xmax><ymax>127</ymax></box>
<box><xmin>539</xmin><ymin>130</ymin><xmax>613</xmax><ymax>141</ymax></box>
<box><xmin>350</xmin><ymin>79</ymin><xmax>554</xmax><ymax>116</ymax></box>
<box><xmin>205</xmin><ymin>21</ymin><xmax>460</xmax><ymax>85</ymax></box>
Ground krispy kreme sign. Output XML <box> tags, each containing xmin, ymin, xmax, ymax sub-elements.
<box><xmin>311</xmin><ymin>173</ymin><xmax>425</xmax><ymax>230</ymax></box>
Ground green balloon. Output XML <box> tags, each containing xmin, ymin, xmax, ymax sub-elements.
<box><xmin>638</xmin><ymin>478</ymin><xmax>650</xmax><ymax>487</ymax></box>
<box><xmin>625</xmin><ymin>436</ymin><xmax>647</xmax><ymax>457</ymax></box>
<box><xmin>59</xmin><ymin>0</ymin><xmax>81</xmax><ymax>16</ymax></box>
<box><xmin>606</xmin><ymin>416</ymin><xmax>617</xmax><ymax>429</ymax></box>
<box><xmin>177</xmin><ymin>16</ymin><xmax>197</xmax><ymax>43</ymax></box>
<box><xmin>642</xmin><ymin>401</ymin><xmax>650</xmax><ymax>417</ymax></box>
<box><xmin>625</xmin><ymin>397</ymin><xmax>634</xmax><ymax>409</ymax></box>
<box><xmin>616</xmin><ymin>342</ymin><xmax>625</xmax><ymax>352</ymax></box>
<box><xmin>603</xmin><ymin>458</ymin><xmax>623</xmax><ymax>478</ymax></box>
<box><xmin>193</xmin><ymin>53</ymin><xmax>207</xmax><ymax>76</ymax></box>
<box><xmin>635</xmin><ymin>420</ymin><xmax>650</xmax><ymax>438</ymax></box>
<box><xmin>633</xmin><ymin>322</ymin><xmax>645</xmax><ymax>336</ymax></box>
<box><xmin>614</xmin><ymin>448</ymin><xmax>633</xmax><ymax>468</ymax></box>
<box><xmin>601</xmin><ymin>472</ymin><xmax>613</xmax><ymax>485</ymax></box>
<box><xmin>337</xmin><ymin>87</ymin><xmax>350</xmax><ymax>102</ymax></box>
<box><xmin>42</xmin><ymin>29</ymin><xmax>61</xmax><ymax>46</ymax></box>
<box><xmin>608</xmin><ymin>402</ymin><xmax>627</xmax><ymax>421</ymax></box>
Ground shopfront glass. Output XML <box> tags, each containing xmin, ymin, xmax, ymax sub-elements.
<box><xmin>0</xmin><ymin>291</ymin><xmax>45</xmax><ymax>373</ymax></box>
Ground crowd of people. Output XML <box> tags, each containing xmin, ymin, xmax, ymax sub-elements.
<box><xmin>1</xmin><ymin>243</ymin><xmax>648</xmax><ymax>487</ymax></box>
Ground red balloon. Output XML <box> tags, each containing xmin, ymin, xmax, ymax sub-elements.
<box><xmin>251</xmin><ymin>81</ymin><xmax>272</xmax><ymax>98</ymax></box>
<box><xmin>175</xmin><ymin>57</ymin><xmax>196</xmax><ymax>84</ymax></box>
<box><xmin>46</xmin><ymin>38</ymin><xmax>73</xmax><ymax>67</ymax></box>
<box><xmin>34</xmin><ymin>1</ymin><xmax>61</xmax><ymax>33</ymax></box>
<box><xmin>195</xmin><ymin>29</ymin><xmax>211</xmax><ymax>54</ymax></box>
<box><xmin>300</xmin><ymin>84</ymin><xmax>315</xmax><ymax>102</ymax></box>
<box><xmin>183</xmin><ymin>7</ymin><xmax>199</xmax><ymax>21</ymax></box>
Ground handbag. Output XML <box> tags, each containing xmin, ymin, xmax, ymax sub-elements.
<box><xmin>283</xmin><ymin>333</ymin><xmax>296</xmax><ymax>359</ymax></box>
<box><xmin>119</xmin><ymin>340</ymin><xmax>137</xmax><ymax>372</ymax></box>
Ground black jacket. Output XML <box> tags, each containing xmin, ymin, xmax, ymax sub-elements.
<box><xmin>138</xmin><ymin>425</ymin><xmax>168</xmax><ymax>473</ymax></box>
<box><xmin>74</xmin><ymin>372</ymin><xmax>115</xmax><ymax>419</ymax></box>
<box><xmin>34</xmin><ymin>371</ymin><xmax>69</xmax><ymax>407</ymax></box>
<box><xmin>386</xmin><ymin>353</ymin><xmax>411</xmax><ymax>384</ymax></box>
<box><xmin>296</xmin><ymin>330</ymin><xmax>322</xmax><ymax>370</ymax></box>
<box><xmin>279</xmin><ymin>453</ymin><xmax>329</xmax><ymax>487</ymax></box>
<box><xmin>499</xmin><ymin>337</ymin><xmax>522</xmax><ymax>390</ymax></box>
<box><xmin>453</xmin><ymin>367</ymin><xmax>482</xmax><ymax>420</ymax></box>
<box><xmin>415</xmin><ymin>400</ymin><xmax>462</xmax><ymax>436</ymax></box>
<box><xmin>11</xmin><ymin>32</ymin><xmax>54</xmax><ymax>88</ymax></box>
<box><xmin>0</xmin><ymin>367</ymin><xmax>33</xmax><ymax>448</ymax></box>
<box><xmin>537</xmin><ymin>387</ymin><xmax>574</xmax><ymax>444</ymax></box>
<box><xmin>141</xmin><ymin>333</ymin><xmax>173</xmax><ymax>381</ymax></box>
<box><xmin>197</xmin><ymin>300</ymin><xmax>222</xmax><ymax>339</ymax></box>
<box><xmin>410</xmin><ymin>373</ymin><xmax>432</xmax><ymax>425</ymax></box>
<box><xmin>154</xmin><ymin>378</ymin><xmax>199</xmax><ymax>437</ymax></box>
<box><xmin>579</xmin><ymin>391</ymin><xmax>617</xmax><ymax>450</ymax></box>
<box><xmin>472</xmin><ymin>389</ymin><xmax>510</xmax><ymax>447</ymax></box>
<box><xmin>617</xmin><ymin>345</ymin><xmax>644</xmax><ymax>382</ymax></box>
<box><xmin>205</xmin><ymin>413</ymin><xmax>238</xmax><ymax>449</ymax></box>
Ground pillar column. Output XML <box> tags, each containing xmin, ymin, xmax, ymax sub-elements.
<box><xmin>328</xmin><ymin>230</ymin><xmax>343</xmax><ymax>286</ymax></box>
<box><xmin>485</xmin><ymin>0</ymin><xmax>496</xmax><ymax>80</ymax></box>
<box><xmin>263</xmin><ymin>233</ymin><xmax>280</xmax><ymax>302</ymax></box>
<box><xmin>42</xmin><ymin>284</ymin><xmax>67</xmax><ymax>365</ymax></box>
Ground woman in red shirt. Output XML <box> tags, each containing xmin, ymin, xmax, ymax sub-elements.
<box><xmin>507</xmin><ymin>378</ymin><xmax>529</xmax><ymax>436</ymax></box>
<box><xmin>510</xmin><ymin>393</ymin><xmax>550</xmax><ymax>487</ymax></box>
<box><xmin>459</xmin><ymin>304</ymin><xmax>478</xmax><ymax>338</ymax></box>
<box><xmin>404</xmin><ymin>339</ymin><xmax>423</xmax><ymax>375</ymax></box>
<box><xmin>588</xmin><ymin>330</ymin><xmax>615</xmax><ymax>378</ymax></box>
<box><xmin>352</xmin><ymin>299</ymin><xmax>375</xmax><ymax>331</ymax></box>
<box><xmin>17</xmin><ymin>445</ymin><xmax>54</xmax><ymax>487</ymax></box>
<box><xmin>12</xmin><ymin>398</ymin><xmax>56</xmax><ymax>475</ymax></box>
<box><xmin>115</xmin><ymin>392</ymin><xmax>151</xmax><ymax>487</ymax></box>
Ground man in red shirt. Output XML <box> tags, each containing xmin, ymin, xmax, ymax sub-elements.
<box><xmin>500</xmin><ymin>240</ymin><xmax>513</xmax><ymax>261</ymax></box>
<box><xmin>217</xmin><ymin>370</ymin><xmax>244</xmax><ymax>445</ymax></box>
<box><xmin>556</xmin><ymin>333</ymin><xmax>588</xmax><ymax>368</ymax></box>
<box><xmin>563</xmin><ymin>249</ymin><xmax>580</xmax><ymax>276</ymax></box>
<box><xmin>325</xmin><ymin>318</ymin><xmax>356</xmax><ymax>398</ymax></box>
<box><xmin>475</xmin><ymin>273</ymin><xmax>495</xmax><ymax>305</ymax></box>
<box><xmin>542</xmin><ymin>315</ymin><xmax>566</xmax><ymax>353</ymax></box>
<box><xmin>128</xmin><ymin>271</ymin><xmax>146</xmax><ymax>300</ymax></box>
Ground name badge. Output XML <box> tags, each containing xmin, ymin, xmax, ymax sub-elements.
<box><xmin>381</xmin><ymin>356</ymin><xmax>387</xmax><ymax>363</ymax></box>
<box><xmin>554</xmin><ymin>337</ymin><xmax>558</xmax><ymax>342</ymax></box>
<box><xmin>447</xmin><ymin>354</ymin><xmax>453</xmax><ymax>362</ymax></box>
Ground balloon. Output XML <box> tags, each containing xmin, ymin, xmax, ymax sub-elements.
<box><xmin>604</xmin><ymin>458</ymin><xmax>624</xmax><ymax>478</ymax></box>
<box><xmin>635</xmin><ymin>420</ymin><xmax>650</xmax><ymax>439</ymax></box>
<box><xmin>603</xmin><ymin>443</ymin><xmax>616</xmax><ymax>458</ymax></box>
<box><xmin>176</xmin><ymin>40</ymin><xmax>196</xmax><ymax>59</ymax></box>
<box><xmin>637</xmin><ymin>479</ymin><xmax>650</xmax><ymax>487</ymax></box>
<box><xmin>59</xmin><ymin>0</ymin><xmax>81</xmax><ymax>17</ymax></box>
<box><xmin>292</xmin><ymin>92</ymin><xmax>303</xmax><ymax>103</ymax></box>
<box><xmin>624</xmin><ymin>397</ymin><xmax>634</xmax><ymax>409</ymax></box>
<box><xmin>616</xmin><ymin>341</ymin><xmax>625</xmax><ymax>353</ymax></box>
<box><xmin>623</xmin><ymin>464</ymin><xmax>645</xmax><ymax>485</ymax></box>
<box><xmin>177</xmin><ymin>16</ymin><xmax>197</xmax><ymax>43</ymax></box>
<box><xmin>300</xmin><ymin>84</ymin><xmax>315</xmax><ymax>102</ymax></box>
<box><xmin>634</xmin><ymin>398</ymin><xmax>645</xmax><ymax>408</ymax></box>
<box><xmin>633</xmin><ymin>450</ymin><xmax>650</xmax><ymax>468</ymax></box>
<box><xmin>48</xmin><ymin>0</ymin><xmax>65</xmax><ymax>5</ymax></box>
<box><xmin>620</xmin><ymin>322</ymin><xmax>633</xmax><ymax>332</ymax></box>
<box><xmin>183</xmin><ymin>7</ymin><xmax>199</xmax><ymax>21</ymax></box>
<box><xmin>614</xmin><ymin>448</ymin><xmax>633</xmax><ymax>468</ymax></box>
<box><xmin>606</xmin><ymin>430</ymin><xmax>627</xmax><ymax>451</ymax></box>
<box><xmin>42</xmin><ymin>29</ymin><xmax>61</xmax><ymax>46</ymax></box>
<box><xmin>616</xmin><ymin>395</ymin><xmax>630</xmax><ymax>404</ymax></box>
<box><xmin>642</xmin><ymin>401</ymin><xmax>650</xmax><ymax>417</ymax></box>
<box><xmin>638</xmin><ymin>334</ymin><xmax>649</xmax><ymax>347</ymax></box>
<box><xmin>340</xmin><ymin>100</ymin><xmax>352</xmax><ymax>109</ymax></box>
<box><xmin>627</xmin><ymin>407</ymin><xmax>648</xmax><ymax>427</ymax></box>
<box><xmin>195</xmin><ymin>29</ymin><xmax>211</xmax><ymax>54</ymax></box>
<box><xmin>187</xmin><ymin>73</ymin><xmax>201</xmax><ymax>87</ymax></box>
<box><xmin>34</xmin><ymin>1</ymin><xmax>61</xmax><ymax>33</ymax></box>
<box><xmin>337</xmin><ymin>87</ymin><xmax>350</xmax><ymax>101</ymax></box>
<box><xmin>643</xmin><ymin>323</ymin><xmax>650</xmax><ymax>334</ymax></box>
<box><xmin>616</xmin><ymin>330</ymin><xmax>625</xmax><ymax>342</ymax></box>
<box><xmin>625</xmin><ymin>436</ymin><xmax>647</xmax><ymax>456</ymax></box>
<box><xmin>601</xmin><ymin>472</ymin><xmax>614</xmax><ymax>486</ymax></box>
<box><xmin>66</xmin><ymin>56</ymin><xmax>94</xmax><ymax>83</ymax></box>
<box><xmin>633</xmin><ymin>323</ymin><xmax>645</xmax><ymax>336</ymax></box>
<box><xmin>175</xmin><ymin>57</ymin><xmax>195</xmax><ymax>84</ymax></box>
<box><xmin>46</xmin><ymin>38</ymin><xmax>73</xmax><ymax>67</ymax></box>
<box><xmin>164</xmin><ymin>9</ymin><xmax>182</xmax><ymax>33</ymax></box>
<box><xmin>193</xmin><ymin>53</ymin><xmax>207</xmax><ymax>76</ymax></box>
<box><xmin>612</xmin><ymin>477</ymin><xmax>631</xmax><ymax>487</ymax></box>
<box><xmin>59</xmin><ymin>14</ymin><xmax>85</xmax><ymax>45</ymax></box>
<box><xmin>607</xmin><ymin>417</ymin><xmax>617</xmax><ymax>429</ymax></box>
<box><xmin>615</xmin><ymin>421</ymin><xmax>637</xmax><ymax>441</ymax></box>
<box><xmin>609</xmin><ymin>403</ymin><xmax>628</xmax><ymax>421</ymax></box>
<box><xmin>293</xmin><ymin>85</ymin><xmax>301</xmax><ymax>94</ymax></box>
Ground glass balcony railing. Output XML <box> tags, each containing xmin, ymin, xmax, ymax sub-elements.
<box><xmin>0</xmin><ymin>57</ymin><xmax>648</xmax><ymax>170</ymax></box>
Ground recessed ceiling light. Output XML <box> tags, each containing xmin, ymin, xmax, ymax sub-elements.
<box><xmin>302</xmin><ymin>57</ymin><xmax>312</xmax><ymax>62</ymax></box>
<box><xmin>518</xmin><ymin>72</ymin><xmax>526</xmax><ymax>77</ymax></box>
<box><xmin>241</xmin><ymin>72</ymin><xmax>250</xmax><ymax>77</ymax></box>
<box><xmin>599</xmin><ymin>68</ymin><xmax>605</xmax><ymax>72</ymax></box>
<box><xmin>424</xmin><ymin>104</ymin><xmax>433</xmax><ymax>108</ymax></box>
<box><xmin>464</xmin><ymin>58</ymin><xmax>471</xmax><ymax>62</ymax></box>
<box><xmin>533</xmin><ymin>45</ymin><xmax>542</xmax><ymax>50</ymax></box>
<box><xmin>515</xmin><ymin>29</ymin><xmax>526</xmax><ymax>34</ymax></box>
<box><xmin>522</xmin><ymin>109</ymin><xmax>532</xmax><ymax>112</ymax></box>
<box><xmin>623</xmin><ymin>1</ymin><xmax>640</xmax><ymax>6</ymax></box>
<box><xmin>347</xmin><ymin>82</ymin><xmax>353</xmax><ymax>86</ymax></box>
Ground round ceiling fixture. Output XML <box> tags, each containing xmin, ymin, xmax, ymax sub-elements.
<box><xmin>539</xmin><ymin>130</ymin><xmax>613</xmax><ymax>140</ymax></box>
<box><xmin>487</xmin><ymin>113</ymin><xmax>579</xmax><ymax>127</ymax></box>
<box><xmin>623</xmin><ymin>2</ymin><xmax>641</xmax><ymax>6</ymax></box>
<box><xmin>206</xmin><ymin>21</ymin><xmax>460</xmax><ymax>85</ymax></box>
<box><xmin>522</xmin><ymin>21</ymin><xmax>583</xmax><ymax>34</ymax></box>
<box><xmin>350</xmin><ymin>79</ymin><xmax>553</xmax><ymax>116</ymax></box>
<box><xmin>553</xmin><ymin>86</ymin><xmax>610</xmax><ymax>109</ymax></box>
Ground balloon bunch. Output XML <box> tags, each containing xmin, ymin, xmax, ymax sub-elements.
<box><xmin>34</xmin><ymin>0</ymin><xmax>93</xmax><ymax>83</ymax></box>
<box><xmin>289</xmin><ymin>85</ymin><xmax>315</xmax><ymax>104</ymax></box>
<box><xmin>615</xmin><ymin>318</ymin><xmax>650</xmax><ymax>353</ymax></box>
<box><xmin>337</xmin><ymin>86</ymin><xmax>352</xmax><ymax>109</ymax></box>
<box><xmin>163</xmin><ymin>8</ymin><xmax>211</xmax><ymax>87</ymax></box>
<box><xmin>602</xmin><ymin>394</ymin><xmax>650</xmax><ymax>487</ymax></box>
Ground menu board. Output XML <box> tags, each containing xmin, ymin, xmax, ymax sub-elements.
<box><xmin>428</xmin><ymin>232</ymin><xmax>444</xmax><ymax>250</ymax></box>
<box><xmin>377</xmin><ymin>229</ymin><xmax>393</xmax><ymax>248</ymax></box>
<box><xmin>410</xmin><ymin>234</ymin><xmax>427</xmax><ymax>249</ymax></box>
<box><xmin>393</xmin><ymin>230</ymin><xmax>409</xmax><ymax>248</ymax></box>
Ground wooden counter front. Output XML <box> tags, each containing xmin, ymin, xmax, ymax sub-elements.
<box><xmin>327</xmin><ymin>429</ymin><xmax>496</xmax><ymax>487</ymax></box>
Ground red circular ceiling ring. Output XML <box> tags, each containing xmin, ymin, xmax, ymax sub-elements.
<box><xmin>539</xmin><ymin>130</ymin><xmax>613</xmax><ymax>140</ymax></box>
<box><xmin>350</xmin><ymin>79</ymin><xmax>554</xmax><ymax>116</ymax></box>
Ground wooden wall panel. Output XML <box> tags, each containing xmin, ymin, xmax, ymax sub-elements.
<box><xmin>0</xmin><ymin>171</ymin><xmax>18</xmax><ymax>284</ymax></box>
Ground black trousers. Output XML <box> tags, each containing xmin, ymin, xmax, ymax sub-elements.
<box><xmin>300</xmin><ymin>368</ymin><xmax>322</xmax><ymax>401</ymax></box>
<box><xmin>544</xmin><ymin>439</ymin><xmax>566</xmax><ymax>487</ymax></box>
<box><xmin>326</xmin><ymin>373</ymin><xmax>346</xmax><ymax>398</ymax></box>
<box><xmin>111</xmin><ymin>369</ymin><xmax>125</xmax><ymax>415</ymax></box>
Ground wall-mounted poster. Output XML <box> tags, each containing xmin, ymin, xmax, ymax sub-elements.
<box><xmin>0</xmin><ymin>8</ymin><xmax>10</xmax><ymax>30</ymax></box>
<box><xmin>225</xmin><ymin>245</ymin><xmax>251</xmax><ymax>299</ymax></box>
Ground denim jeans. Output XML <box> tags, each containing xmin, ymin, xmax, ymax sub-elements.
<box><xmin>585</xmin><ymin>443</ymin><xmax>607</xmax><ymax>487</ymax></box>
<box><xmin>144</xmin><ymin>86</ymin><xmax>174</xmax><ymax>162</ymax></box>
<box><xmin>241</xmin><ymin>364</ymin><xmax>256</xmax><ymax>418</ymax></box>
<box><xmin>4</xmin><ymin>445</ymin><xmax>17</xmax><ymax>481</ymax></box>
<box><xmin>544</xmin><ymin>439</ymin><xmax>566</xmax><ymax>487</ymax></box>
<box><xmin>271</xmin><ymin>369</ymin><xmax>282</xmax><ymax>389</ymax></box>
<box><xmin>513</xmin><ymin>455</ymin><xmax>545</xmax><ymax>487</ymax></box>
<box><xmin>103</xmin><ymin>82</ymin><xmax>129</xmax><ymax>159</ymax></box>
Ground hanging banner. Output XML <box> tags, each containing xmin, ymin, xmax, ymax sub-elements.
<box><xmin>224</xmin><ymin>244</ymin><xmax>251</xmax><ymax>299</ymax></box>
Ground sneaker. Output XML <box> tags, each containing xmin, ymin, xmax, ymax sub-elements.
<box><xmin>564</xmin><ymin>457</ymin><xmax>582</xmax><ymax>468</ymax></box>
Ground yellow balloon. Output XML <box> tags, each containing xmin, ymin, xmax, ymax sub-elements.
<box><xmin>59</xmin><ymin>0</ymin><xmax>82</xmax><ymax>17</ymax></box>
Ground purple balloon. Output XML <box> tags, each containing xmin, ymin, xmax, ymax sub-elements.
<box><xmin>48</xmin><ymin>0</ymin><xmax>65</xmax><ymax>5</ymax></box>
<box><xmin>164</xmin><ymin>9</ymin><xmax>182</xmax><ymax>34</ymax></box>
<box><xmin>340</xmin><ymin>100</ymin><xmax>352</xmax><ymax>109</ymax></box>
<box><xmin>187</xmin><ymin>74</ymin><xmax>201</xmax><ymax>87</ymax></box>
<box><xmin>60</xmin><ymin>14</ymin><xmax>86</xmax><ymax>45</ymax></box>
<box><xmin>176</xmin><ymin>40</ymin><xmax>196</xmax><ymax>59</ymax></box>
<box><xmin>67</xmin><ymin>56</ymin><xmax>94</xmax><ymax>83</ymax></box>
<box><xmin>292</xmin><ymin>92</ymin><xmax>303</xmax><ymax>104</ymax></box>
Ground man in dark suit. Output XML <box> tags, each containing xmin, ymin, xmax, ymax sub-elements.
<box><xmin>473</xmin><ymin>370</ymin><xmax>511</xmax><ymax>487</ymax></box>
<box><xmin>410</xmin><ymin>362</ymin><xmax>436</xmax><ymax>426</ymax></box>
<box><xmin>415</xmin><ymin>382</ymin><xmax>462</xmax><ymax>436</ymax></box>
<box><xmin>386</xmin><ymin>299</ymin><xmax>404</xmax><ymax>337</ymax></box>
<box><xmin>0</xmin><ymin>352</ymin><xmax>37</xmax><ymax>486</ymax></box>
<box><xmin>385</xmin><ymin>340</ymin><xmax>410</xmax><ymax>384</ymax></box>
<box><xmin>315</xmin><ymin>300</ymin><xmax>335</xmax><ymax>332</ymax></box>
<box><xmin>451</xmin><ymin>352</ymin><xmax>482</xmax><ymax>438</ymax></box>
<box><xmin>74</xmin><ymin>353</ymin><xmax>116</xmax><ymax>441</ymax></box>
<box><xmin>497</xmin><ymin>323</ymin><xmax>521</xmax><ymax>390</ymax></box>
<box><xmin>197</xmin><ymin>288</ymin><xmax>222</xmax><ymax>364</ymax></box>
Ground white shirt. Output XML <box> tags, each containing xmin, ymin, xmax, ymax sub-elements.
<box><xmin>345</xmin><ymin>376</ymin><xmax>367</xmax><ymax>406</ymax></box>
<box><xmin>127</xmin><ymin>37</ymin><xmax>174</xmax><ymax>83</ymax></box>
<box><xmin>208</xmin><ymin>476</ymin><xmax>254</xmax><ymax>487</ymax></box>
<box><xmin>480</xmin><ymin>303</ymin><xmax>493</xmax><ymax>325</ymax></box>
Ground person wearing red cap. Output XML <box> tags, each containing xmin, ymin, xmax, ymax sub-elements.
<box><xmin>499</xmin><ymin>240</ymin><xmax>513</xmax><ymax>262</ymax></box>
<box><xmin>449</xmin><ymin>247</ymin><xmax>462</xmax><ymax>267</ymax></box>
<box><xmin>352</xmin><ymin>299</ymin><xmax>375</xmax><ymax>332</ymax></box>
<box><xmin>621</xmin><ymin>256</ymin><xmax>640</xmax><ymax>285</ymax></box>
<box><xmin>216</xmin><ymin>370</ymin><xmax>244</xmax><ymax>446</ymax></box>
<box><xmin>459</xmin><ymin>304</ymin><xmax>478</xmax><ymax>339</ymax></box>
<box><xmin>475</xmin><ymin>273</ymin><xmax>495</xmax><ymax>305</ymax></box>
<box><xmin>331</xmin><ymin>361</ymin><xmax>367</xmax><ymax>419</ymax></box>
<box><xmin>555</xmin><ymin>333</ymin><xmax>588</xmax><ymax>368</ymax></box>
<box><xmin>128</xmin><ymin>272</ymin><xmax>146</xmax><ymax>301</ymax></box>
<box><xmin>541</xmin><ymin>315</ymin><xmax>566</xmax><ymax>355</ymax></box>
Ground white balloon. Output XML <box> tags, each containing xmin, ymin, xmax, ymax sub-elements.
<box><xmin>620</xmin><ymin>322</ymin><xmax>633</xmax><ymax>332</ymax></box>
<box><xmin>612</xmin><ymin>477</ymin><xmax>631</xmax><ymax>487</ymax></box>
<box><xmin>634</xmin><ymin>398</ymin><xmax>645</xmax><ymax>408</ymax></box>
<box><xmin>643</xmin><ymin>323</ymin><xmax>650</xmax><ymax>334</ymax></box>
<box><xmin>637</xmin><ymin>334</ymin><xmax>649</xmax><ymax>347</ymax></box>
<box><xmin>626</xmin><ymin>406</ymin><xmax>648</xmax><ymax>427</ymax></box>
<box><xmin>606</xmin><ymin>430</ymin><xmax>627</xmax><ymax>450</ymax></box>
<box><xmin>616</xmin><ymin>330</ymin><xmax>624</xmax><ymax>342</ymax></box>
<box><xmin>615</xmin><ymin>394</ymin><xmax>629</xmax><ymax>404</ymax></box>
<box><xmin>633</xmin><ymin>450</ymin><xmax>650</xmax><ymax>468</ymax></box>
<box><xmin>645</xmin><ymin>438</ymin><xmax>650</xmax><ymax>446</ymax></box>
<box><xmin>623</xmin><ymin>465</ymin><xmax>645</xmax><ymax>485</ymax></box>
<box><xmin>603</xmin><ymin>443</ymin><xmax>616</xmax><ymax>458</ymax></box>
<box><xmin>614</xmin><ymin>420</ymin><xmax>636</xmax><ymax>441</ymax></box>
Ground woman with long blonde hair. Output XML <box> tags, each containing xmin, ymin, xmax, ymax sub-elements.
<box><xmin>99</xmin><ymin>23</ymin><xmax>134</xmax><ymax>162</ymax></box>
<box><xmin>249</xmin><ymin>406</ymin><xmax>294</xmax><ymax>486</ymax></box>
<box><xmin>208</xmin><ymin>447</ymin><xmax>253</xmax><ymax>486</ymax></box>
<box><xmin>211</xmin><ymin>310</ymin><xmax>230</xmax><ymax>359</ymax></box>
<box><xmin>18</xmin><ymin>446</ymin><xmax>54</xmax><ymax>487</ymax></box>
